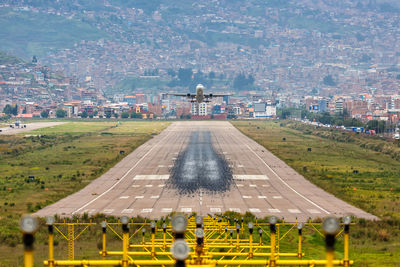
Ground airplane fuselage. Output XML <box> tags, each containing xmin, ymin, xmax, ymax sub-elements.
<box><xmin>196</xmin><ymin>87</ymin><xmax>204</xmax><ymax>103</ymax></box>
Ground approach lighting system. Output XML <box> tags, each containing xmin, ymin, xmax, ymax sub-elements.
<box><xmin>46</xmin><ymin>216</ymin><xmax>55</xmax><ymax>226</ymax></box>
<box><xmin>322</xmin><ymin>217</ymin><xmax>340</xmax><ymax>235</ymax></box>
<box><xmin>172</xmin><ymin>214</ymin><xmax>188</xmax><ymax>234</ymax></box>
<box><xmin>343</xmin><ymin>216</ymin><xmax>352</xmax><ymax>225</ymax></box>
<box><xmin>150</xmin><ymin>221</ymin><xmax>156</xmax><ymax>228</ymax></box>
<box><xmin>120</xmin><ymin>216</ymin><xmax>129</xmax><ymax>225</ymax></box>
<box><xmin>195</xmin><ymin>228</ymin><xmax>205</xmax><ymax>239</ymax></box>
<box><xmin>101</xmin><ymin>221</ymin><xmax>107</xmax><ymax>228</ymax></box>
<box><xmin>171</xmin><ymin>239</ymin><xmax>190</xmax><ymax>261</ymax></box>
<box><xmin>195</xmin><ymin>216</ymin><xmax>203</xmax><ymax>226</ymax></box>
<box><xmin>297</xmin><ymin>223</ymin><xmax>304</xmax><ymax>230</ymax></box>
<box><xmin>248</xmin><ymin>222</ymin><xmax>254</xmax><ymax>230</ymax></box>
<box><xmin>20</xmin><ymin>215</ymin><xmax>39</xmax><ymax>234</ymax></box>
<box><xmin>269</xmin><ymin>216</ymin><xmax>278</xmax><ymax>225</ymax></box>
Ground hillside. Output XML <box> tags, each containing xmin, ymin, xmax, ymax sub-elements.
<box><xmin>0</xmin><ymin>7</ymin><xmax>108</xmax><ymax>58</ymax></box>
<box><xmin>0</xmin><ymin>51</ymin><xmax>23</xmax><ymax>65</ymax></box>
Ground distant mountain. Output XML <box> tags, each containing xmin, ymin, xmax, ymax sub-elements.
<box><xmin>1</xmin><ymin>0</ymin><xmax>399</xmax><ymax>95</ymax></box>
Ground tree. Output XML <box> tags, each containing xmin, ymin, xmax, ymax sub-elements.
<box><xmin>32</xmin><ymin>55</ymin><xmax>38</xmax><ymax>64</ymax></box>
<box><xmin>121</xmin><ymin>111</ymin><xmax>130</xmax><ymax>118</ymax></box>
<box><xmin>367</xmin><ymin>120</ymin><xmax>386</xmax><ymax>133</ymax></box>
<box><xmin>233</xmin><ymin>73</ymin><xmax>255</xmax><ymax>91</ymax></box>
<box><xmin>40</xmin><ymin>110</ymin><xmax>49</xmax><ymax>118</ymax></box>
<box><xmin>178</xmin><ymin>68</ymin><xmax>193</xmax><ymax>86</ymax></box>
<box><xmin>167</xmin><ymin>68</ymin><xmax>176</xmax><ymax>77</ymax></box>
<box><xmin>130</xmin><ymin>112</ymin><xmax>142</xmax><ymax>119</ymax></box>
<box><xmin>208</xmin><ymin>71</ymin><xmax>216</xmax><ymax>80</ymax></box>
<box><xmin>3</xmin><ymin>104</ymin><xmax>18</xmax><ymax>115</ymax></box>
<box><xmin>81</xmin><ymin>110</ymin><xmax>88</xmax><ymax>118</ymax></box>
<box><xmin>56</xmin><ymin>109</ymin><xmax>67</xmax><ymax>118</ymax></box>
<box><xmin>323</xmin><ymin>75</ymin><xmax>336</xmax><ymax>86</ymax></box>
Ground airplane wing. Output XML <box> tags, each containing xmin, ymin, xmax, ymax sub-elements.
<box><xmin>205</xmin><ymin>93</ymin><xmax>233</xmax><ymax>98</ymax></box>
<box><xmin>168</xmin><ymin>93</ymin><xmax>194</xmax><ymax>98</ymax></box>
<box><xmin>168</xmin><ymin>94</ymin><xmax>190</xmax><ymax>97</ymax></box>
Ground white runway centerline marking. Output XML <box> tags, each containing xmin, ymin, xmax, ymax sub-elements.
<box><xmin>134</xmin><ymin>175</ymin><xmax>170</xmax><ymax>180</ymax></box>
<box><xmin>132</xmin><ymin>185</ymin><xmax>140</xmax><ymax>188</ymax></box>
<box><xmin>258</xmin><ymin>196</ymin><xmax>267</xmax><ymax>199</ymax></box>
<box><xmin>243</xmin><ymin>196</ymin><xmax>252</xmax><ymax>199</ymax></box>
<box><xmin>236</xmin><ymin>184</ymin><xmax>244</xmax><ymax>187</ymax></box>
<box><xmin>233</xmin><ymin>175</ymin><xmax>269</xmax><ymax>180</ymax></box>
<box><xmin>150</xmin><ymin>195</ymin><xmax>160</xmax><ymax>199</ymax></box>
<box><xmin>273</xmin><ymin>196</ymin><xmax>282</xmax><ymax>199</ymax></box>
<box><xmin>249</xmin><ymin>184</ymin><xmax>257</xmax><ymax>187</ymax></box>
<box><xmin>119</xmin><ymin>196</ymin><xmax>129</xmax><ymax>199</ymax></box>
<box><xmin>158</xmin><ymin>184</ymin><xmax>165</xmax><ymax>187</ymax></box>
<box><xmin>135</xmin><ymin>196</ymin><xmax>144</xmax><ymax>199</ymax></box>
<box><xmin>145</xmin><ymin>185</ymin><xmax>153</xmax><ymax>187</ymax></box>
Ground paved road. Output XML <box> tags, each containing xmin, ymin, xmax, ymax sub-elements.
<box><xmin>0</xmin><ymin>122</ymin><xmax>66</xmax><ymax>135</ymax></box>
<box><xmin>35</xmin><ymin>121</ymin><xmax>377</xmax><ymax>222</ymax></box>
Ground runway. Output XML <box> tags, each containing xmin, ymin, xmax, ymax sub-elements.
<box><xmin>0</xmin><ymin>122</ymin><xmax>66</xmax><ymax>135</ymax></box>
<box><xmin>35</xmin><ymin>121</ymin><xmax>377</xmax><ymax>222</ymax></box>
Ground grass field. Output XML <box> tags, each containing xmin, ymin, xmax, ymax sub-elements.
<box><xmin>232</xmin><ymin>120</ymin><xmax>400</xmax><ymax>266</ymax></box>
<box><xmin>0</xmin><ymin>121</ymin><xmax>169</xmax><ymax>266</ymax></box>
<box><xmin>1</xmin><ymin>120</ymin><xmax>399</xmax><ymax>266</ymax></box>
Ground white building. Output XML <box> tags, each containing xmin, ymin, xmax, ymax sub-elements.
<box><xmin>253</xmin><ymin>101</ymin><xmax>276</xmax><ymax>118</ymax></box>
<box><xmin>191</xmin><ymin>102</ymin><xmax>209</xmax><ymax>116</ymax></box>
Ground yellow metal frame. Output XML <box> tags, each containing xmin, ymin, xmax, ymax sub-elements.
<box><xmin>37</xmin><ymin>216</ymin><xmax>353</xmax><ymax>266</ymax></box>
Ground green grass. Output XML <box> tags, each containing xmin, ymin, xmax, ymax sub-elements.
<box><xmin>232</xmin><ymin>120</ymin><xmax>400</xmax><ymax>266</ymax></box>
<box><xmin>0</xmin><ymin>121</ymin><xmax>170</xmax><ymax>266</ymax></box>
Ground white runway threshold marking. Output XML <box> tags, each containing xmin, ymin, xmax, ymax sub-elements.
<box><xmin>102</xmin><ymin>209</ymin><xmax>114</xmax><ymax>214</ymax></box>
<box><xmin>134</xmin><ymin>175</ymin><xmax>170</xmax><ymax>180</ymax></box>
<box><xmin>141</xmin><ymin>208</ymin><xmax>153</xmax><ymax>213</ymax></box>
<box><xmin>210</xmin><ymin>208</ymin><xmax>221</xmax><ymax>212</ymax></box>
<box><xmin>249</xmin><ymin>208</ymin><xmax>261</xmax><ymax>213</ymax></box>
<box><xmin>122</xmin><ymin>209</ymin><xmax>134</xmax><ymax>214</ymax></box>
<box><xmin>72</xmin><ymin>131</ymin><xmax>173</xmax><ymax>215</ymax></box>
<box><xmin>161</xmin><ymin>208</ymin><xmax>172</xmax><ymax>213</ymax></box>
<box><xmin>233</xmin><ymin>175</ymin><xmax>269</xmax><ymax>180</ymax></box>
<box><xmin>268</xmin><ymin>208</ymin><xmax>281</xmax><ymax>213</ymax></box>
<box><xmin>288</xmin><ymin>209</ymin><xmax>301</xmax><ymax>214</ymax></box>
<box><xmin>181</xmin><ymin>208</ymin><xmax>192</xmax><ymax>212</ymax></box>
<box><xmin>244</xmin><ymin>143</ymin><xmax>330</xmax><ymax>215</ymax></box>
<box><xmin>229</xmin><ymin>208</ymin><xmax>241</xmax><ymax>212</ymax></box>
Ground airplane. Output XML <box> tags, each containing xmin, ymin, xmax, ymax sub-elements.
<box><xmin>169</xmin><ymin>84</ymin><xmax>232</xmax><ymax>103</ymax></box>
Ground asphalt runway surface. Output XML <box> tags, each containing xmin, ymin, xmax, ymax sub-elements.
<box><xmin>0</xmin><ymin>122</ymin><xmax>66</xmax><ymax>135</ymax></box>
<box><xmin>35</xmin><ymin>121</ymin><xmax>377</xmax><ymax>222</ymax></box>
